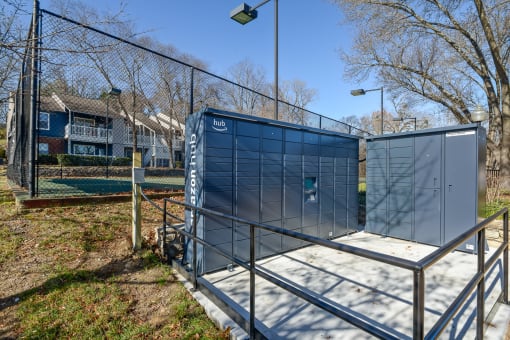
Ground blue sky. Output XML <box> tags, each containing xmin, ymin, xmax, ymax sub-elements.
<box><xmin>39</xmin><ymin>0</ymin><xmax>384</xmax><ymax>122</ymax></box>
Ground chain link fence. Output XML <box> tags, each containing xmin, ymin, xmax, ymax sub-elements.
<box><xmin>7</xmin><ymin>6</ymin><xmax>368</xmax><ymax>198</ymax></box>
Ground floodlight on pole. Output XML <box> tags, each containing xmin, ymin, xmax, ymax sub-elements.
<box><xmin>230</xmin><ymin>0</ymin><xmax>278</xmax><ymax>121</ymax></box>
<box><xmin>230</xmin><ymin>3</ymin><xmax>258</xmax><ymax>24</ymax></box>
<box><xmin>105</xmin><ymin>87</ymin><xmax>121</xmax><ymax>178</ymax></box>
<box><xmin>350</xmin><ymin>87</ymin><xmax>384</xmax><ymax>134</ymax></box>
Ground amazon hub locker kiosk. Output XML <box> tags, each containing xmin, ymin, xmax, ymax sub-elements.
<box><xmin>365</xmin><ymin>124</ymin><xmax>486</xmax><ymax>252</ymax></box>
<box><xmin>185</xmin><ymin>108</ymin><xmax>360</xmax><ymax>274</ymax></box>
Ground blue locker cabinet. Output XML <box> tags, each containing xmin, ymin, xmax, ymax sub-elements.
<box><xmin>185</xmin><ymin>108</ymin><xmax>361</xmax><ymax>273</ymax></box>
<box><xmin>366</xmin><ymin>124</ymin><xmax>486</xmax><ymax>251</ymax></box>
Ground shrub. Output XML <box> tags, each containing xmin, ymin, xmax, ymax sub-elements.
<box><xmin>175</xmin><ymin>161</ymin><xmax>183</xmax><ymax>169</ymax></box>
<box><xmin>56</xmin><ymin>154</ymin><xmax>131</xmax><ymax>166</ymax></box>
<box><xmin>111</xmin><ymin>157</ymin><xmax>132</xmax><ymax>166</ymax></box>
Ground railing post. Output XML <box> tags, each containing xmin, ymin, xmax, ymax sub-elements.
<box><xmin>504</xmin><ymin>210</ymin><xmax>509</xmax><ymax>304</ymax></box>
<box><xmin>413</xmin><ymin>268</ymin><xmax>425</xmax><ymax>339</ymax></box>
<box><xmin>476</xmin><ymin>229</ymin><xmax>486</xmax><ymax>339</ymax></box>
<box><xmin>192</xmin><ymin>208</ymin><xmax>198</xmax><ymax>291</ymax></box>
<box><xmin>250</xmin><ymin>223</ymin><xmax>255</xmax><ymax>340</ymax></box>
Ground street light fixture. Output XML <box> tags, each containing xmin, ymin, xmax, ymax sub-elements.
<box><xmin>393</xmin><ymin>117</ymin><xmax>417</xmax><ymax>131</ymax></box>
<box><xmin>230</xmin><ymin>0</ymin><xmax>278</xmax><ymax>121</ymax></box>
<box><xmin>471</xmin><ymin>105</ymin><xmax>489</xmax><ymax>124</ymax></box>
<box><xmin>350</xmin><ymin>87</ymin><xmax>384</xmax><ymax>134</ymax></box>
<box><xmin>106</xmin><ymin>87</ymin><xmax>121</xmax><ymax>178</ymax></box>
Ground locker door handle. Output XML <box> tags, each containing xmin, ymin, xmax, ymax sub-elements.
<box><xmin>433</xmin><ymin>177</ymin><xmax>437</xmax><ymax>187</ymax></box>
<box><xmin>448</xmin><ymin>184</ymin><xmax>452</xmax><ymax>192</ymax></box>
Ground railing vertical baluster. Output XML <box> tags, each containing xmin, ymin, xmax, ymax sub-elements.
<box><xmin>250</xmin><ymin>223</ymin><xmax>255</xmax><ymax>340</ymax></box>
<box><xmin>476</xmin><ymin>229</ymin><xmax>486</xmax><ymax>339</ymax></box>
<box><xmin>504</xmin><ymin>210</ymin><xmax>509</xmax><ymax>304</ymax></box>
<box><xmin>413</xmin><ymin>269</ymin><xmax>425</xmax><ymax>340</ymax></box>
<box><xmin>192</xmin><ymin>208</ymin><xmax>198</xmax><ymax>291</ymax></box>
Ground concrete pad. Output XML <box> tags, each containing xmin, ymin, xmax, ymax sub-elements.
<box><xmin>202</xmin><ymin>232</ymin><xmax>509</xmax><ymax>339</ymax></box>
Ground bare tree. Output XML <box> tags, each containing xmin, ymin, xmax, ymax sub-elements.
<box><xmin>333</xmin><ymin>0</ymin><xmax>510</xmax><ymax>187</ymax></box>
<box><xmin>279</xmin><ymin>79</ymin><xmax>317</xmax><ymax>125</ymax></box>
<box><xmin>144</xmin><ymin>41</ymin><xmax>212</xmax><ymax>168</ymax></box>
<box><xmin>0</xmin><ymin>0</ymin><xmax>31</xmax><ymax>123</ymax></box>
<box><xmin>225</xmin><ymin>59</ymin><xmax>270</xmax><ymax>116</ymax></box>
<box><xmin>386</xmin><ymin>96</ymin><xmax>432</xmax><ymax>133</ymax></box>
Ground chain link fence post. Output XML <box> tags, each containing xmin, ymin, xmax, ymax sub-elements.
<box><xmin>132</xmin><ymin>151</ymin><xmax>142</xmax><ymax>250</ymax></box>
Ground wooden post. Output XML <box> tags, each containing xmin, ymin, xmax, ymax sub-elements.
<box><xmin>132</xmin><ymin>152</ymin><xmax>142</xmax><ymax>250</ymax></box>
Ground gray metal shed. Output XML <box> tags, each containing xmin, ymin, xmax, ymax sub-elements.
<box><xmin>184</xmin><ymin>108</ymin><xmax>361</xmax><ymax>274</ymax></box>
<box><xmin>365</xmin><ymin>124</ymin><xmax>486</xmax><ymax>251</ymax></box>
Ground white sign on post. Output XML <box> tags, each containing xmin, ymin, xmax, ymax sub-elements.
<box><xmin>133</xmin><ymin>167</ymin><xmax>145</xmax><ymax>184</ymax></box>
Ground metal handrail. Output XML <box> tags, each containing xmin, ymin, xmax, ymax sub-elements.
<box><xmin>422</xmin><ymin>207</ymin><xmax>509</xmax><ymax>339</ymax></box>
<box><xmin>158</xmin><ymin>194</ymin><xmax>508</xmax><ymax>340</ymax></box>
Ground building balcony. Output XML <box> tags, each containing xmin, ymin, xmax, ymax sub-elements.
<box><xmin>65</xmin><ymin>124</ymin><xmax>111</xmax><ymax>143</ymax></box>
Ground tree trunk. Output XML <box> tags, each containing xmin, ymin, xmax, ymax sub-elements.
<box><xmin>500</xmin><ymin>85</ymin><xmax>510</xmax><ymax>189</ymax></box>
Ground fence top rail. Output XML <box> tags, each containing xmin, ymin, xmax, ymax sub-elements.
<box><xmin>163</xmin><ymin>197</ymin><xmax>420</xmax><ymax>271</ymax></box>
<box><xmin>419</xmin><ymin>207</ymin><xmax>508</xmax><ymax>270</ymax></box>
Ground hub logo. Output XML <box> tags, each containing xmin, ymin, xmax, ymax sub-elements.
<box><xmin>212</xmin><ymin>118</ymin><xmax>228</xmax><ymax>132</ymax></box>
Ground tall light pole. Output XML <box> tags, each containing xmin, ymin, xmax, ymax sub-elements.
<box><xmin>351</xmin><ymin>87</ymin><xmax>384</xmax><ymax>134</ymax></box>
<box><xmin>230</xmin><ymin>0</ymin><xmax>279</xmax><ymax>121</ymax></box>
<box><xmin>105</xmin><ymin>87</ymin><xmax>121</xmax><ymax>178</ymax></box>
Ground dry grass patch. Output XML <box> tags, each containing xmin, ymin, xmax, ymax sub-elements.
<box><xmin>0</xmin><ymin>167</ymin><xmax>229</xmax><ymax>339</ymax></box>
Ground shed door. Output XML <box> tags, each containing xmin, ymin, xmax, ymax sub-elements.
<box><xmin>444</xmin><ymin>131</ymin><xmax>477</xmax><ymax>249</ymax></box>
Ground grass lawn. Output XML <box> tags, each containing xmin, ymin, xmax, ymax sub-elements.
<box><xmin>0</xmin><ymin>166</ymin><xmax>228</xmax><ymax>339</ymax></box>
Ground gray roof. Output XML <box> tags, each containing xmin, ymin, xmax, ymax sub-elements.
<box><xmin>55</xmin><ymin>93</ymin><xmax>122</xmax><ymax>117</ymax></box>
<box><xmin>39</xmin><ymin>95</ymin><xmax>64</xmax><ymax>113</ymax></box>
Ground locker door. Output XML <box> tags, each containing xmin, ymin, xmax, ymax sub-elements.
<box><xmin>414</xmin><ymin>188</ymin><xmax>441</xmax><ymax>245</ymax></box>
<box><xmin>444</xmin><ymin>131</ymin><xmax>477</xmax><ymax>250</ymax></box>
<box><xmin>366</xmin><ymin>140</ymin><xmax>388</xmax><ymax>235</ymax></box>
<box><xmin>414</xmin><ymin>135</ymin><xmax>441</xmax><ymax>244</ymax></box>
<box><xmin>414</xmin><ymin>135</ymin><xmax>441</xmax><ymax>189</ymax></box>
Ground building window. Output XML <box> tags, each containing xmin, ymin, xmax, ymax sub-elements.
<box><xmin>74</xmin><ymin>144</ymin><xmax>95</xmax><ymax>155</ymax></box>
<box><xmin>304</xmin><ymin>177</ymin><xmax>318</xmax><ymax>203</ymax></box>
<box><xmin>74</xmin><ymin>117</ymin><xmax>95</xmax><ymax>127</ymax></box>
<box><xmin>38</xmin><ymin>112</ymin><xmax>50</xmax><ymax>130</ymax></box>
<box><xmin>38</xmin><ymin>143</ymin><xmax>49</xmax><ymax>155</ymax></box>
